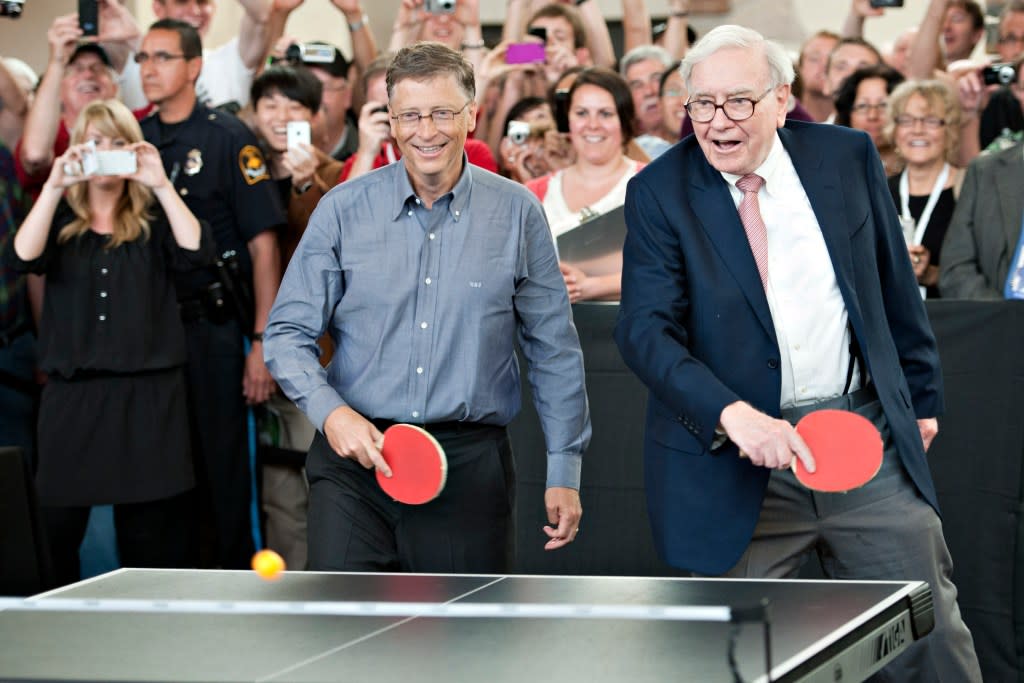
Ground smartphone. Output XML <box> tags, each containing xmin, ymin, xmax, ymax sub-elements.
<box><xmin>95</xmin><ymin>150</ymin><xmax>137</xmax><ymax>175</ymax></box>
<box><xmin>286</xmin><ymin>121</ymin><xmax>311</xmax><ymax>149</ymax></box>
<box><xmin>506</xmin><ymin>43</ymin><xmax>546</xmax><ymax>65</ymax></box>
<box><xmin>553</xmin><ymin>89</ymin><xmax>571</xmax><ymax>134</ymax></box>
<box><xmin>78</xmin><ymin>0</ymin><xmax>99</xmax><ymax>36</ymax></box>
<box><xmin>868</xmin><ymin>0</ymin><xmax>903</xmax><ymax>6</ymax></box>
<box><xmin>423</xmin><ymin>0</ymin><xmax>456</xmax><ymax>14</ymax></box>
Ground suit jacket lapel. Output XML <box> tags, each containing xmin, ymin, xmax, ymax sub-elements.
<box><xmin>996</xmin><ymin>150</ymin><xmax>1024</xmax><ymax>251</ymax></box>
<box><xmin>778</xmin><ymin>127</ymin><xmax>865</xmax><ymax>332</ymax></box>
<box><xmin>687</xmin><ymin>150</ymin><xmax>777</xmax><ymax>341</ymax></box>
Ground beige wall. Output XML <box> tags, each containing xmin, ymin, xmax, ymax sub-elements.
<box><xmin>0</xmin><ymin>0</ymin><xmax>984</xmax><ymax>79</ymax></box>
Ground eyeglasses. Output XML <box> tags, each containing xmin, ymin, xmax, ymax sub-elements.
<box><xmin>391</xmin><ymin>101</ymin><xmax>471</xmax><ymax>129</ymax></box>
<box><xmin>997</xmin><ymin>34</ymin><xmax>1024</xmax><ymax>45</ymax></box>
<box><xmin>895</xmin><ymin>115</ymin><xmax>946</xmax><ymax>130</ymax></box>
<box><xmin>851</xmin><ymin>102</ymin><xmax>888</xmax><ymax>116</ymax></box>
<box><xmin>134</xmin><ymin>51</ymin><xmax>188</xmax><ymax>65</ymax></box>
<box><xmin>628</xmin><ymin>71</ymin><xmax>665</xmax><ymax>92</ymax></box>
<box><xmin>684</xmin><ymin>87</ymin><xmax>774</xmax><ymax>123</ymax></box>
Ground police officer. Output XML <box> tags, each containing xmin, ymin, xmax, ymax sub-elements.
<box><xmin>139</xmin><ymin>19</ymin><xmax>285</xmax><ymax>569</ymax></box>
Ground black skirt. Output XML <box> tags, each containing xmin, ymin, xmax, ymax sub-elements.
<box><xmin>35</xmin><ymin>367</ymin><xmax>194</xmax><ymax>506</ymax></box>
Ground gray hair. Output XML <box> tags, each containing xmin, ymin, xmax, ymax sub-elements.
<box><xmin>679</xmin><ymin>24</ymin><xmax>795</xmax><ymax>93</ymax></box>
<box><xmin>619</xmin><ymin>45</ymin><xmax>674</xmax><ymax>78</ymax></box>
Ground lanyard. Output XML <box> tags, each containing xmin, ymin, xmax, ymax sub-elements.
<box><xmin>899</xmin><ymin>163</ymin><xmax>950</xmax><ymax>246</ymax></box>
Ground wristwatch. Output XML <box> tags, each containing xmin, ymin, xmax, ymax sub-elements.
<box><xmin>348</xmin><ymin>13</ymin><xmax>369</xmax><ymax>32</ymax></box>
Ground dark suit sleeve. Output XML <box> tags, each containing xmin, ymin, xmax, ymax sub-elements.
<box><xmin>938</xmin><ymin>159</ymin><xmax>1003</xmax><ymax>300</ymax></box>
<box><xmin>862</xmin><ymin>134</ymin><xmax>944</xmax><ymax>419</ymax></box>
<box><xmin>615</xmin><ymin>173</ymin><xmax>741</xmax><ymax>448</ymax></box>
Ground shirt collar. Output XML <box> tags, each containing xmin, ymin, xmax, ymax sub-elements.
<box><xmin>390</xmin><ymin>153</ymin><xmax>474</xmax><ymax>222</ymax></box>
<box><xmin>720</xmin><ymin>132</ymin><xmax>785</xmax><ymax>196</ymax></box>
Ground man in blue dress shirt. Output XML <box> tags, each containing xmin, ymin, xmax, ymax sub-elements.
<box><xmin>264</xmin><ymin>42</ymin><xmax>590</xmax><ymax>572</ymax></box>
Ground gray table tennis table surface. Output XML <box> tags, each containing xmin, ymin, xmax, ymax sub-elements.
<box><xmin>0</xmin><ymin>569</ymin><xmax>932</xmax><ymax>683</ymax></box>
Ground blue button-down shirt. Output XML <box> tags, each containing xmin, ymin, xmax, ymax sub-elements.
<box><xmin>264</xmin><ymin>157</ymin><xmax>590</xmax><ymax>489</ymax></box>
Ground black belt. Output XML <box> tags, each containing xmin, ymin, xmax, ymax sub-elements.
<box><xmin>780</xmin><ymin>384</ymin><xmax>878</xmax><ymax>425</ymax></box>
<box><xmin>370</xmin><ymin>418</ymin><xmax>503</xmax><ymax>437</ymax></box>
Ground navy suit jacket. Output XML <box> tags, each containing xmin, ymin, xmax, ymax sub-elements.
<box><xmin>614</xmin><ymin>121</ymin><xmax>944</xmax><ymax>575</ymax></box>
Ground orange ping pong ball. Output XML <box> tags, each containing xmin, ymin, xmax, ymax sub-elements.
<box><xmin>251</xmin><ymin>549</ymin><xmax>286</xmax><ymax>580</ymax></box>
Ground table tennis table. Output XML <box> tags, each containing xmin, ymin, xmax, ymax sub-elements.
<box><xmin>0</xmin><ymin>569</ymin><xmax>932</xmax><ymax>683</ymax></box>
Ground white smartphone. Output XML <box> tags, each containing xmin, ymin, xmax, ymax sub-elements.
<box><xmin>287</xmin><ymin>121</ymin><xmax>311</xmax><ymax>149</ymax></box>
<box><xmin>95</xmin><ymin>150</ymin><xmax>138</xmax><ymax>176</ymax></box>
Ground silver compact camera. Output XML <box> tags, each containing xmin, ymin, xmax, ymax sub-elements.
<box><xmin>424</xmin><ymin>0</ymin><xmax>455</xmax><ymax>14</ymax></box>
<box><xmin>284</xmin><ymin>42</ymin><xmax>336</xmax><ymax>65</ymax></box>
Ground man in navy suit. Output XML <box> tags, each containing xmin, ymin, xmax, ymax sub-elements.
<box><xmin>615</xmin><ymin>25</ymin><xmax>980</xmax><ymax>681</ymax></box>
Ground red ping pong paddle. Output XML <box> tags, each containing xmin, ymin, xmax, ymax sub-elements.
<box><xmin>376</xmin><ymin>424</ymin><xmax>448</xmax><ymax>504</ymax></box>
<box><xmin>792</xmin><ymin>409</ymin><xmax>883</xmax><ymax>493</ymax></box>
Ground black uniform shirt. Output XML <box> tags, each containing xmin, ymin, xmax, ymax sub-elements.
<box><xmin>141</xmin><ymin>103</ymin><xmax>285</xmax><ymax>298</ymax></box>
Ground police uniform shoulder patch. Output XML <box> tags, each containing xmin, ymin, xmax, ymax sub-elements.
<box><xmin>239</xmin><ymin>145</ymin><xmax>270</xmax><ymax>185</ymax></box>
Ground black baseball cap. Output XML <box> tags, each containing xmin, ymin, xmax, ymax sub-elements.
<box><xmin>68</xmin><ymin>43</ymin><xmax>113</xmax><ymax>68</ymax></box>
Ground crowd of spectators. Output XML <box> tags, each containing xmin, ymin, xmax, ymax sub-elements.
<box><xmin>2</xmin><ymin>0</ymin><xmax>1024</xmax><ymax>583</ymax></box>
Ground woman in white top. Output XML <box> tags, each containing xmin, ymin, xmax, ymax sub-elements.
<box><xmin>527</xmin><ymin>67</ymin><xmax>643</xmax><ymax>302</ymax></box>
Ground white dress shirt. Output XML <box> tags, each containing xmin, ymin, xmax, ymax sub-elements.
<box><xmin>721</xmin><ymin>134</ymin><xmax>861</xmax><ymax>409</ymax></box>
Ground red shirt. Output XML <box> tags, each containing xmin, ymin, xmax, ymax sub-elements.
<box><xmin>338</xmin><ymin>138</ymin><xmax>497</xmax><ymax>183</ymax></box>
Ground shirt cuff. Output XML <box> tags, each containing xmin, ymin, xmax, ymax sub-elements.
<box><xmin>546</xmin><ymin>451</ymin><xmax>583</xmax><ymax>490</ymax></box>
<box><xmin>307</xmin><ymin>385</ymin><xmax>348</xmax><ymax>435</ymax></box>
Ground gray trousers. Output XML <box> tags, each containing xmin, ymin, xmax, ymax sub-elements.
<box><xmin>723</xmin><ymin>391</ymin><xmax>981</xmax><ymax>682</ymax></box>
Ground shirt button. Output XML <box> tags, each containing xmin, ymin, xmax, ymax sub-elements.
<box><xmin>420</xmin><ymin>322</ymin><xmax>428</xmax><ymax>329</ymax></box>
<box><xmin>411</xmin><ymin>411</ymin><xmax>420</xmax><ymax>419</ymax></box>
<box><xmin>425</xmin><ymin>277</ymin><xmax>431</xmax><ymax>285</ymax></box>
<box><xmin>767</xmin><ymin>358</ymin><xmax>779</xmax><ymax>369</ymax></box>
<box><xmin>415</xmin><ymin>198</ymin><xmax>421</xmax><ymax>205</ymax></box>
<box><xmin>407</xmin><ymin>210</ymin><xmax>413</xmax><ymax>217</ymax></box>
<box><xmin>793</xmin><ymin>344</ymin><xmax>800</xmax><ymax>351</ymax></box>
<box><xmin>100</xmin><ymin>267</ymin><xmax>108</xmax><ymax>275</ymax></box>
<box><xmin>416</xmin><ymin>367</ymin><xmax>423</xmax><ymax>374</ymax></box>
<box><xmin>100</xmin><ymin>291</ymin><xmax>108</xmax><ymax>298</ymax></box>
<box><xmin>98</xmin><ymin>315</ymin><xmax>106</xmax><ymax>322</ymax></box>
<box><xmin>429</xmin><ymin>233</ymin><xmax>435</xmax><ymax>240</ymax></box>
<box><xmin>454</xmin><ymin>210</ymin><xmax>460</xmax><ymax>217</ymax></box>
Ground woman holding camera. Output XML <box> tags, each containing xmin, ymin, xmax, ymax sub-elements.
<box><xmin>885</xmin><ymin>80</ymin><xmax>964</xmax><ymax>299</ymax></box>
<box><xmin>526</xmin><ymin>67</ymin><xmax>643</xmax><ymax>302</ymax></box>
<box><xmin>8</xmin><ymin>99</ymin><xmax>212</xmax><ymax>586</ymax></box>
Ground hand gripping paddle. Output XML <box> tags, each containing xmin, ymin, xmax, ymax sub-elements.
<box><xmin>792</xmin><ymin>410</ymin><xmax>884</xmax><ymax>493</ymax></box>
<box><xmin>376</xmin><ymin>424</ymin><xmax>448</xmax><ymax>504</ymax></box>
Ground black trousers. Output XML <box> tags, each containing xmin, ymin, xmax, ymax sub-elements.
<box><xmin>182</xmin><ymin>316</ymin><xmax>254</xmax><ymax>569</ymax></box>
<box><xmin>42</xmin><ymin>491</ymin><xmax>192</xmax><ymax>587</ymax></box>
<box><xmin>306</xmin><ymin>423</ymin><xmax>515</xmax><ymax>573</ymax></box>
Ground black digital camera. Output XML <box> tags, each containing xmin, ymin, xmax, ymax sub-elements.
<box><xmin>0</xmin><ymin>0</ymin><xmax>25</xmax><ymax>18</ymax></box>
<box><xmin>982</xmin><ymin>63</ymin><xmax>1017</xmax><ymax>86</ymax></box>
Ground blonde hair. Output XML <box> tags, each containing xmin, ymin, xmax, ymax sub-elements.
<box><xmin>59</xmin><ymin>99</ymin><xmax>153</xmax><ymax>249</ymax></box>
<box><xmin>885</xmin><ymin>80</ymin><xmax>962</xmax><ymax>166</ymax></box>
